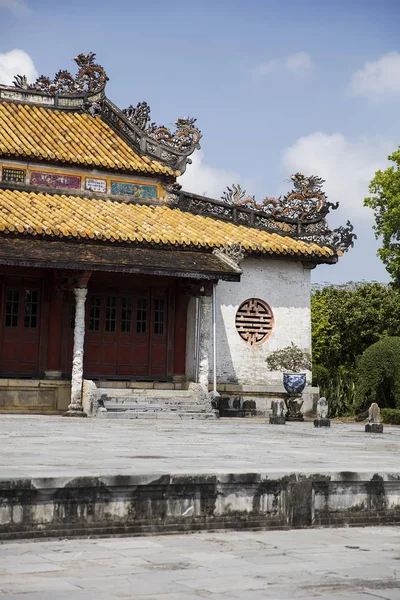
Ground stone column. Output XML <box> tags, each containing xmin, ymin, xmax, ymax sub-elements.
<box><xmin>197</xmin><ymin>295</ymin><xmax>212</xmax><ymax>404</ymax></box>
<box><xmin>64</xmin><ymin>287</ymin><xmax>88</xmax><ymax>417</ymax></box>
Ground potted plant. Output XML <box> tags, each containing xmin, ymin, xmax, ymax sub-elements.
<box><xmin>266</xmin><ymin>343</ymin><xmax>311</xmax><ymax>394</ymax></box>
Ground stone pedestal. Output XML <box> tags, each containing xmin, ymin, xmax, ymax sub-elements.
<box><xmin>269</xmin><ymin>415</ymin><xmax>286</xmax><ymax>425</ymax></box>
<box><xmin>314</xmin><ymin>418</ymin><xmax>331</xmax><ymax>428</ymax></box>
<box><xmin>285</xmin><ymin>394</ymin><xmax>304</xmax><ymax>422</ymax></box>
<box><xmin>365</xmin><ymin>423</ymin><xmax>383</xmax><ymax>433</ymax></box>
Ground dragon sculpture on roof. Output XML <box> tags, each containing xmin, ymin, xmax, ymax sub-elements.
<box><xmin>122</xmin><ymin>102</ymin><xmax>201</xmax><ymax>152</ymax></box>
<box><xmin>220</xmin><ymin>173</ymin><xmax>356</xmax><ymax>254</ymax></box>
<box><xmin>13</xmin><ymin>52</ymin><xmax>108</xmax><ymax>95</ymax></box>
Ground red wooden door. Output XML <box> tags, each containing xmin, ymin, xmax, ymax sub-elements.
<box><xmin>83</xmin><ymin>287</ymin><xmax>170</xmax><ymax>379</ymax></box>
<box><xmin>150</xmin><ymin>289</ymin><xmax>169</xmax><ymax>377</ymax></box>
<box><xmin>0</xmin><ymin>278</ymin><xmax>42</xmax><ymax>375</ymax></box>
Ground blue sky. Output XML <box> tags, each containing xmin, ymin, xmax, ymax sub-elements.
<box><xmin>1</xmin><ymin>0</ymin><xmax>400</xmax><ymax>284</ymax></box>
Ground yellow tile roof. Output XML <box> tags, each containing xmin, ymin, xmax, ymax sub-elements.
<box><xmin>0</xmin><ymin>101</ymin><xmax>178</xmax><ymax>177</ymax></box>
<box><xmin>0</xmin><ymin>189</ymin><xmax>335</xmax><ymax>259</ymax></box>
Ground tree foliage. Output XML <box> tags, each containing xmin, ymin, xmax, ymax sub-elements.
<box><xmin>311</xmin><ymin>282</ymin><xmax>400</xmax><ymax>372</ymax></box>
<box><xmin>354</xmin><ymin>337</ymin><xmax>400</xmax><ymax>411</ymax></box>
<box><xmin>364</xmin><ymin>147</ymin><xmax>400</xmax><ymax>284</ymax></box>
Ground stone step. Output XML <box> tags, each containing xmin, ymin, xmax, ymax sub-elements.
<box><xmin>97</xmin><ymin>385</ymin><xmax>215</xmax><ymax>420</ymax></box>
<box><xmin>104</xmin><ymin>402</ymin><xmax>206</xmax><ymax>412</ymax></box>
<box><xmin>97</xmin><ymin>388</ymin><xmax>193</xmax><ymax>398</ymax></box>
<box><xmin>102</xmin><ymin>410</ymin><xmax>217</xmax><ymax>420</ymax></box>
<box><xmin>103</xmin><ymin>396</ymin><xmax>199</xmax><ymax>404</ymax></box>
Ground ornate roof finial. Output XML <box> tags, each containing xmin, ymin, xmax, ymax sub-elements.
<box><xmin>121</xmin><ymin>102</ymin><xmax>201</xmax><ymax>156</ymax></box>
<box><xmin>218</xmin><ymin>173</ymin><xmax>356</xmax><ymax>254</ymax></box>
<box><xmin>13</xmin><ymin>52</ymin><xmax>108</xmax><ymax>95</ymax></box>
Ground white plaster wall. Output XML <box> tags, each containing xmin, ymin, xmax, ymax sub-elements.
<box><xmin>216</xmin><ymin>257</ymin><xmax>311</xmax><ymax>386</ymax></box>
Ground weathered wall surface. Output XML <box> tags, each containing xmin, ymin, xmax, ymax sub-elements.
<box><xmin>1</xmin><ymin>471</ymin><xmax>399</xmax><ymax>540</ymax></box>
<box><xmin>216</xmin><ymin>257</ymin><xmax>311</xmax><ymax>385</ymax></box>
<box><xmin>0</xmin><ymin>380</ymin><xmax>70</xmax><ymax>414</ymax></box>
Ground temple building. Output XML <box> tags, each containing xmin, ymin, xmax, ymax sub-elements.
<box><xmin>0</xmin><ymin>53</ymin><xmax>354</xmax><ymax>417</ymax></box>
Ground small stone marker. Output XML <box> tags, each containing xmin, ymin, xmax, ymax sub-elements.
<box><xmin>314</xmin><ymin>397</ymin><xmax>330</xmax><ymax>427</ymax></box>
<box><xmin>269</xmin><ymin>399</ymin><xmax>285</xmax><ymax>425</ymax></box>
<box><xmin>365</xmin><ymin>402</ymin><xmax>383</xmax><ymax>433</ymax></box>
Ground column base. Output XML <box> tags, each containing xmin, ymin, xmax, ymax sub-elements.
<box><xmin>63</xmin><ymin>404</ymin><xmax>87</xmax><ymax>417</ymax></box>
<box><xmin>172</xmin><ymin>374</ymin><xmax>186</xmax><ymax>383</ymax></box>
<box><xmin>45</xmin><ymin>370</ymin><xmax>63</xmax><ymax>380</ymax></box>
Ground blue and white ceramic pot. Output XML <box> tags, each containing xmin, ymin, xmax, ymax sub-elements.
<box><xmin>283</xmin><ymin>373</ymin><xmax>306</xmax><ymax>394</ymax></box>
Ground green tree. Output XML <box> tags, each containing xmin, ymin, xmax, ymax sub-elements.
<box><xmin>311</xmin><ymin>283</ymin><xmax>400</xmax><ymax>415</ymax></box>
<box><xmin>365</xmin><ymin>147</ymin><xmax>400</xmax><ymax>284</ymax></box>
<box><xmin>311</xmin><ymin>282</ymin><xmax>400</xmax><ymax>371</ymax></box>
<box><xmin>355</xmin><ymin>337</ymin><xmax>400</xmax><ymax>411</ymax></box>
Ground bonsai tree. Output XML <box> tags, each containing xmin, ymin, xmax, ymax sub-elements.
<box><xmin>266</xmin><ymin>343</ymin><xmax>311</xmax><ymax>373</ymax></box>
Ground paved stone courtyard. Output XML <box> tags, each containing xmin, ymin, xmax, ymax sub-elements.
<box><xmin>0</xmin><ymin>415</ymin><xmax>399</xmax><ymax>479</ymax></box>
<box><xmin>0</xmin><ymin>527</ymin><xmax>399</xmax><ymax>599</ymax></box>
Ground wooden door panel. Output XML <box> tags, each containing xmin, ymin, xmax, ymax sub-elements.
<box><xmin>150</xmin><ymin>291</ymin><xmax>168</xmax><ymax>377</ymax></box>
<box><xmin>83</xmin><ymin>285</ymin><xmax>171</xmax><ymax>379</ymax></box>
<box><xmin>0</xmin><ymin>279</ymin><xmax>42</xmax><ymax>376</ymax></box>
<box><xmin>2</xmin><ymin>340</ymin><xmax>17</xmax><ymax>362</ymax></box>
<box><xmin>22</xmin><ymin>340</ymin><xmax>38</xmax><ymax>362</ymax></box>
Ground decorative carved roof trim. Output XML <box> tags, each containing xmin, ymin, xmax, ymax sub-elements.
<box><xmin>213</xmin><ymin>243</ymin><xmax>244</xmax><ymax>271</ymax></box>
<box><xmin>0</xmin><ymin>52</ymin><xmax>200</xmax><ymax>174</ymax></box>
<box><xmin>12</xmin><ymin>52</ymin><xmax>108</xmax><ymax>97</ymax></box>
<box><xmin>177</xmin><ymin>173</ymin><xmax>356</xmax><ymax>257</ymax></box>
<box><xmin>101</xmin><ymin>99</ymin><xmax>198</xmax><ymax>174</ymax></box>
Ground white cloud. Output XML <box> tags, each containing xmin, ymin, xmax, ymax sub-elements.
<box><xmin>0</xmin><ymin>49</ymin><xmax>37</xmax><ymax>86</ymax></box>
<box><xmin>284</xmin><ymin>52</ymin><xmax>314</xmax><ymax>76</ymax></box>
<box><xmin>251</xmin><ymin>52</ymin><xmax>314</xmax><ymax>79</ymax></box>
<box><xmin>283</xmin><ymin>132</ymin><xmax>395</xmax><ymax>284</ymax></box>
<box><xmin>350</xmin><ymin>52</ymin><xmax>400</xmax><ymax>98</ymax></box>
<box><xmin>178</xmin><ymin>150</ymin><xmax>240</xmax><ymax>199</ymax></box>
<box><xmin>251</xmin><ymin>59</ymin><xmax>279</xmax><ymax>77</ymax></box>
<box><xmin>0</xmin><ymin>0</ymin><xmax>29</xmax><ymax>17</ymax></box>
<box><xmin>282</xmin><ymin>131</ymin><xmax>393</xmax><ymax>222</ymax></box>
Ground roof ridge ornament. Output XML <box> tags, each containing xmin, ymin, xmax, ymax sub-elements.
<box><xmin>177</xmin><ymin>173</ymin><xmax>356</xmax><ymax>256</ymax></box>
<box><xmin>123</xmin><ymin>102</ymin><xmax>201</xmax><ymax>154</ymax></box>
<box><xmin>218</xmin><ymin>173</ymin><xmax>356</xmax><ymax>254</ymax></box>
<box><xmin>13</xmin><ymin>52</ymin><xmax>108</xmax><ymax>95</ymax></box>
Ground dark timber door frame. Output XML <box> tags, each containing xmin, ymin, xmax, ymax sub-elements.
<box><xmin>83</xmin><ymin>282</ymin><xmax>174</xmax><ymax>380</ymax></box>
<box><xmin>0</xmin><ymin>276</ymin><xmax>45</xmax><ymax>376</ymax></box>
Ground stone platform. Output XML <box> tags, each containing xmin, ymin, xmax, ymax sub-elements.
<box><xmin>0</xmin><ymin>527</ymin><xmax>399</xmax><ymax>599</ymax></box>
<box><xmin>0</xmin><ymin>416</ymin><xmax>400</xmax><ymax>539</ymax></box>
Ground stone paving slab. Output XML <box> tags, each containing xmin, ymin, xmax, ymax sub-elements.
<box><xmin>0</xmin><ymin>415</ymin><xmax>399</xmax><ymax>479</ymax></box>
<box><xmin>0</xmin><ymin>527</ymin><xmax>399</xmax><ymax>598</ymax></box>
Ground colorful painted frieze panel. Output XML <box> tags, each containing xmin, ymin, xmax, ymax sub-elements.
<box><xmin>30</xmin><ymin>172</ymin><xmax>81</xmax><ymax>189</ymax></box>
<box><xmin>1</xmin><ymin>167</ymin><xmax>26</xmax><ymax>183</ymax></box>
<box><xmin>86</xmin><ymin>178</ymin><xmax>107</xmax><ymax>193</ymax></box>
<box><xmin>111</xmin><ymin>181</ymin><xmax>157</xmax><ymax>199</ymax></box>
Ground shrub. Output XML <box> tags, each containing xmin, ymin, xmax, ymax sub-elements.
<box><xmin>381</xmin><ymin>409</ymin><xmax>400</xmax><ymax>425</ymax></box>
<box><xmin>266</xmin><ymin>343</ymin><xmax>311</xmax><ymax>373</ymax></box>
<box><xmin>318</xmin><ymin>366</ymin><xmax>355</xmax><ymax>418</ymax></box>
<box><xmin>355</xmin><ymin>336</ymin><xmax>400</xmax><ymax>412</ymax></box>
<box><xmin>312</xmin><ymin>364</ymin><xmax>330</xmax><ymax>387</ymax></box>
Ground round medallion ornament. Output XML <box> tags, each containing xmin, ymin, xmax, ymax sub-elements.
<box><xmin>235</xmin><ymin>298</ymin><xmax>274</xmax><ymax>346</ymax></box>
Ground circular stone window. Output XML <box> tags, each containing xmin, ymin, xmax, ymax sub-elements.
<box><xmin>235</xmin><ymin>298</ymin><xmax>274</xmax><ymax>346</ymax></box>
